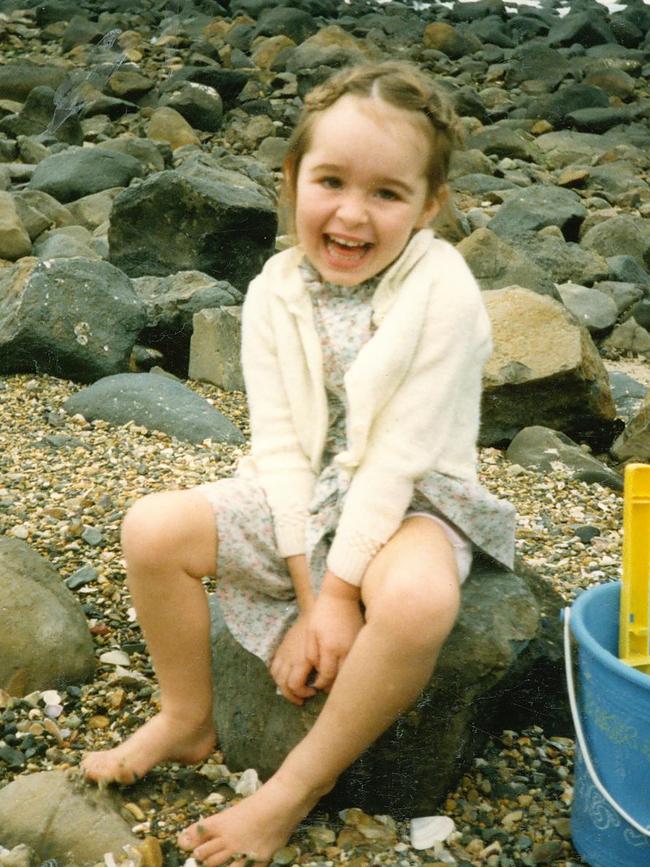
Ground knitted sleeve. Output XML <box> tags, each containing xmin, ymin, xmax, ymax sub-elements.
<box><xmin>241</xmin><ymin>277</ymin><xmax>315</xmax><ymax>557</ymax></box>
<box><xmin>327</xmin><ymin>274</ymin><xmax>491</xmax><ymax>585</ymax></box>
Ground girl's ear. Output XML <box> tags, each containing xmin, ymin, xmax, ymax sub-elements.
<box><xmin>416</xmin><ymin>184</ymin><xmax>448</xmax><ymax>228</ymax></box>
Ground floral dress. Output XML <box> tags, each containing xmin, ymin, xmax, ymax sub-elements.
<box><xmin>198</xmin><ymin>262</ymin><xmax>516</xmax><ymax>666</ymax></box>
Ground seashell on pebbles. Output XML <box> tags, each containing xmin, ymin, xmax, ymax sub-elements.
<box><xmin>409</xmin><ymin>815</ymin><xmax>455</xmax><ymax>850</ymax></box>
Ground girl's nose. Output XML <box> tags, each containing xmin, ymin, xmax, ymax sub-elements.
<box><xmin>337</xmin><ymin>191</ymin><xmax>368</xmax><ymax>225</ymax></box>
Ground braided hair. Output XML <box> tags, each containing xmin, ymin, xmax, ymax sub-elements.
<box><xmin>282</xmin><ymin>61</ymin><xmax>462</xmax><ymax>210</ymax></box>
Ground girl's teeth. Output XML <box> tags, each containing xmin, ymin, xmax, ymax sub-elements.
<box><xmin>329</xmin><ymin>235</ymin><xmax>366</xmax><ymax>248</ymax></box>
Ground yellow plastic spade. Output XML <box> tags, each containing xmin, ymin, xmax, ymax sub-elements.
<box><xmin>619</xmin><ymin>463</ymin><xmax>650</xmax><ymax>674</ymax></box>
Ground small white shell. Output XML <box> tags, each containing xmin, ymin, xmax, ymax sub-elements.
<box><xmin>409</xmin><ymin>815</ymin><xmax>456</xmax><ymax>850</ymax></box>
<box><xmin>235</xmin><ymin>767</ymin><xmax>261</xmax><ymax>797</ymax></box>
<box><xmin>99</xmin><ymin>650</ymin><xmax>131</xmax><ymax>666</ymax></box>
<box><xmin>40</xmin><ymin>690</ymin><xmax>61</xmax><ymax>706</ymax></box>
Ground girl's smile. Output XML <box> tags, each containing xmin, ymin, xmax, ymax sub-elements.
<box><xmin>293</xmin><ymin>94</ymin><xmax>440</xmax><ymax>286</ymax></box>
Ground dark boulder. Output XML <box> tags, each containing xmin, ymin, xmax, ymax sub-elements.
<box><xmin>0</xmin><ymin>257</ymin><xmax>145</xmax><ymax>383</ymax></box>
<box><xmin>108</xmin><ymin>163</ymin><xmax>276</xmax><ymax>291</ymax></box>
<box><xmin>210</xmin><ymin>556</ymin><xmax>568</xmax><ymax>816</ymax></box>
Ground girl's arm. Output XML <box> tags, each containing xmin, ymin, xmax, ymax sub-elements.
<box><xmin>285</xmin><ymin>554</ymin><xmax>315</xmax><ymax>613</ymax></box>
<box><xmin>241</xmin><ymin>278</ymin><xmax>316</xmax><ymax>558</ymax></box>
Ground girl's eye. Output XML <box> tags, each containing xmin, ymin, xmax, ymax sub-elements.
<box><xmin>321</xmin><ymin>176</ymin><xmax>342</xmax><ymax>189</ymax></box>
<box><xmin>376</xmin><ymin>188</ymin><xmax>400</xmax><ymax>201</ymax></box>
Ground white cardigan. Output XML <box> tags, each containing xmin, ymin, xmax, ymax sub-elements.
<box><xmin>238</xmin><ymin>229</ymin><xmax>492</xmax><ymax>585</ymax></box>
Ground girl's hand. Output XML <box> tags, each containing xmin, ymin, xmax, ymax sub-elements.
<box><xmin>306</xmin><ymin>571</ymin><xmax>364</xmax><ymax>693</ymax></box>
<box><xmin>270</xmin><ymin>614</ymin><xmax>317</xmax><ymax>706</ymax></box>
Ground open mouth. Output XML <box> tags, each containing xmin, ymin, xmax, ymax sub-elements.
<box><xmin>324</xmin><ymin>234</ymin><xmax>373</xmax><ymax>263</ymax></box>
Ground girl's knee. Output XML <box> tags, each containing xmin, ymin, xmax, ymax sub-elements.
<box><xmin>366</xmin><ymin>569</ymin><xmax>460</xmax><ymax>650</ymax></box>
<box><xmin>121</xmin><ymin>493</ymin><xmax>175</xmax><ymax>565</ymax></box>
<box><xmin>121</xmin><ymin>491</ymin><xmax>217</xmax><ymax>575</ymax></box>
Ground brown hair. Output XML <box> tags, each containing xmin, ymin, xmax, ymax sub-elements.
<box><xmin>281</xmin><ymin>61</ymin><xmax>462</xmax><ymax>221</ymax></box>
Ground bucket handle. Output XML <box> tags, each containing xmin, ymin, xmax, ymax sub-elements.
<box><xmin>564</xmin><ymin>605</ymin><xmax>650</xmax><ymax>838</ymax></box>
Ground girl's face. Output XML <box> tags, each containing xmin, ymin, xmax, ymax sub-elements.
<box><xmin>291</xmin><ymin>94</ymin><xmax>440</xmax><ymax>286</ymax></box>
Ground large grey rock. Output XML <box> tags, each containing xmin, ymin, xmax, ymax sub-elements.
<box><xmin>0</xmin><ymin>771</ymin><xmax>144</xmax><ymax>865</ymax></box>
<box><xmin>189</xmin><ymin>306</ymin><xmax>244</xmax><ymax>391</ymax></box>
<box><xmin>465</xmin><ymin>127</ymin><xmax>538</xmax><ymax>162</ymax></box>
<box><xmin>0</xmin><ymin>257</ymin><xmax>145</xmax><ymax>383</ymax></box>
<box><xmin>0</xmin><ymin>62</ymin><xmax>66</xmax><ymax>101</ymax></box>
<box><xmin>480</xmin><ymin>287</ymin><xmax>617</xmax><ymax>446</ymax></box>
<box><xmin>584</xmin><ymin>160</ymin><xmax>649</xmax><ymax>201</ymax></box>
<box><xmin>518</xmin><ymin>234</ymin><xmax>609</xmax><ymax>286</ymax></box>
<box><xmin>132</xmin><ymin>271</ymin><xmax>242</xmax><ymax>376</ymax></box>
<box><xmin>566</xmin><ymin>106</ymin><xmax>633</xmax><ymax>134</ymax></box>
<box><xmin>602</xmin><ymin>317</ymin><xmax>650</xmax><ymax>359</ymax></box>
<box><xmin>452</xmin><ymin>173</ymin><xmax>518</xmax><ymax>197</ymax></box>
<box><xmin>534</xmin><ymin>130</ymin><xmax>611</xmax><ymax>170</ymax></box>
<box><xmin>529</xmin><ymin>84</ymin><xmax>609</xmax><ymax>129</ymax></box>
<box><xmin>506</xmin><ymin>426</ymin><xmax>622</xmax><ymax>490</ymax></box>
<box><xmin>253</xmin><ymin>6</ymin><xmax>319</xmax><ymax>43</ymax></box>
<box><xmin>28</xmin><ymin>147</ymin><xmax>144</xmax><ymax>204</ymax></box>
<box><xmin>547</xmin><ymin>10</ymin><xmax>615</xmax><ymax>47</ymax></box>
<box><xmin>487</xmin><ymin>185</ymin><xmax>587</xmax><ymax>242</ymax></box>
<box><xmin>0</xmin><ymin>538</ymin><xmax>95</xmax><ymax>694</ymax></box>
<box><xmin>210</xmin><ymin>556</ymin><xmax>567</xmax><ymax>816</ymax></box>
<box><xmin>505</xmin><ymin>44</ymin><xmax>570</xmax><ymax>90</ymax></box>
<box><xmin>595</xmin><ymin>281</ymin><xmax>644</xmax><ymax>315</ymax></box>
<box><xmin>159</xmin><ymin>81</ymin><xmax>224</xmax><ymax>133</ymax></box>
<box><xmin>108</xmin><ymin>163</ymin><xmax>276</xmax><ymax>291</ymax></box>
<box><xmin>457</xmin><ymin>228</ymin><xmax>557</xmax><ymax>297</ymax></box>
<box><xmin>31</xmin><ymin>225</ymin><xmax>102</xmax><ymax>261</ymax></box>
<box><xmin>606</xmin><ymin>255</ymin><xmax>650</xmax><ymax>286</ymax></box>
<box><xmin>556</xmin><ymin>282</ymin><xmax>618</xmax><ymax>334</ymax></box>
<box><xmin>0</xmin><ymin>86</ymin><xmax>82</xmax><ymax>145</ymax></box>
<box><xmin>63</xmin><ymin>372</ymin><xmax>244</xmax><ymax>445</ymax></box>
<box><xmin>581</xmin><ymin>214</ymin><xmax>650</xmax><ymax>270</ymax></box>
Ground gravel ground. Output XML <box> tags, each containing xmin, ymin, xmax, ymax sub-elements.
<box><xmin>0</xmin><ymin>367</ymin><xmax>635</xmax><ymax>866</ymax></box>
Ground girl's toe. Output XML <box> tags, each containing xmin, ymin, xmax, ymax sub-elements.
<box><xmin>178</xmin><ymin>820</ymin><xmax>209</xmax><ymax>850</ymax></box>
<box><xmin>195</xmin><ymin>840</ymin><xmax>233</xmax><ymax>867</ymax></box>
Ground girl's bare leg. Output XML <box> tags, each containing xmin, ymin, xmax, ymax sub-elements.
<box><xmin>179</xmin><ymin>517</ymin><xmax>461</xmax><ymax>866</ymax></box>
<box><xmin>82</xmin><ymin>490</ymin><xmax>218</xmax><ymax>784</ymax></box>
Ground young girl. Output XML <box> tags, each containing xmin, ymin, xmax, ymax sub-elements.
<box><xmin>82</xmin><ymin>61</ymin><xmax>516</xmax><ymax>866</ymax></box>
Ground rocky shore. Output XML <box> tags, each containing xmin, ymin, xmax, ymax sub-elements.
<box><xmin>1</xmin><ymin>0</ymin><xmax>650</xmax><ymax>863</ymax></box>
<box><xmin>0</xmin><ymin>370</ymin><xmax>625</xmax><ymax>866</ymax></box>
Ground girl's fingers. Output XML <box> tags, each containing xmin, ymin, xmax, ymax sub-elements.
<box><xmin>305</xmin><ymin>632</ymin><xmax>320</xmax><ymax>669</ymax></box>
<box><xmin>313</xmin><ymin>651</ymin><xmax>338</xmax><ymax>691</ymax></box>
<box><xmin>287</xmin><ymin>661</ymin><xmax>316</xmax><ymax>698</ymax></box>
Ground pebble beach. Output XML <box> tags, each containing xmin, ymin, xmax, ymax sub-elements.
<box><xmin>0</xmin><ymin>366</ymin><xmax>635</xmax><ymax>866</ymax></box>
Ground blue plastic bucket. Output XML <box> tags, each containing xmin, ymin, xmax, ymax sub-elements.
<box><xmin>567</xmin><ymin>581</ymin><xmax>650</xmax><ymax>866</ymax></box>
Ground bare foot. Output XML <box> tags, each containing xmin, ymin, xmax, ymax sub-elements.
<box><xmin>177</xmin><ymin>770</ymin><xmax>331</xmax><ymax>867</ymax></box>
<box><xmin>81</xmin><ymin>711</ymin><xmax>216</xmax><ymax>785</ymax></box>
